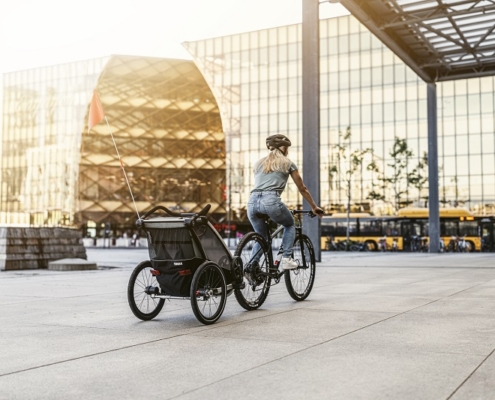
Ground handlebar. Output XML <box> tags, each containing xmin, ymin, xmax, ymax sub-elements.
<box><xmin>141</xmin><ymin>205</ymin><xmax>179</xmax><ymax>220</ymax></box>
<box><xmin>291</xmin><ymin>209</ymin><xmax>323</xmax><ymax>218</ymax></box>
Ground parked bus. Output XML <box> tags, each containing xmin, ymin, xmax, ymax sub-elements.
<box><xmin>321</xmin><ymin>213</ymin><xmax>403</xmax><ymax>251</ymax></box>
<box><xmin>321</xmin><ymin>208</ymin><xmax>495</xmax><ymax>252</ymax></box>
<box><xmin>397</xmin><ymin>207</ymin><xmax>482</xmax><ymax>252</ymax></box>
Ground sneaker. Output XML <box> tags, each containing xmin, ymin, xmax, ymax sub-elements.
<box><xmin>281</xmin><ymin>257</ymin><xmax>298</xmax><ymax>270</ymax></box>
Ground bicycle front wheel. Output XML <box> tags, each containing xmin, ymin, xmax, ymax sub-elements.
<box><xmin>234</xmin><ymin>232</ymin><xmax>271</xmax><ymax>310</ymax></box>
<box><xmin>285</xmin><ymin>234</ymin><xmax>316</xmax><ymax>301</ymax></box>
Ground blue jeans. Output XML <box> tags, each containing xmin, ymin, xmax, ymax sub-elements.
<box><xmin>247</xmin><ymin>191</ymin><xmax>295</xmax><ymax>261</ymax></box>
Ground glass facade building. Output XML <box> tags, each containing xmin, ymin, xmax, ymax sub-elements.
<box><xmin>184</xmin><ymin>15</ymin><xmax>495</xmax><ymax>219</ymax></box>
<box><xmin>1</xmin><ymin>55</ymin><xmax>226</xmax><ymax>236</ymax></box>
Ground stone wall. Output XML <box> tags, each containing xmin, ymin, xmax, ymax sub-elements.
<box><xmin>0</xmin><ymin>227</ymin><xmax>87</xmax><ymax>271</ymax></box>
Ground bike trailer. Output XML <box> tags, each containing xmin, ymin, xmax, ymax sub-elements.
<box><xmin>141</xmin><ymin>214</ymin><xmax>233</xmax><ymax>297</ymax></box>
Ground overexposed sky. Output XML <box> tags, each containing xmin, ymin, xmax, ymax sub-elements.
<box><xmin>0</xmin><ymin>0</ymin><xmax>348</xmax><ymax>73</ymax></box>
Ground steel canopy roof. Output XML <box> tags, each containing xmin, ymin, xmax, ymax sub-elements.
<box><xmin>339</xmin><ymin>0</ymin><xmax>495</xmax><ymax>82</ymax></box>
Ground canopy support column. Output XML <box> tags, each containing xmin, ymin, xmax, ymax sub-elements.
<box><xmin>302</xmin><ymin>0</ymin><xmax>321</xmax><ymax>261</ymax></box>
<box><xmin>427</xmin><ymin>83</ymin><xmax>440</xmax><ymax>253</ymax></box>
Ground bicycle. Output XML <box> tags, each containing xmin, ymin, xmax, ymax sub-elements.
<box><xmin>378</xmin><ymin>236</ymin><xmax>388</xmax><ymax>252</ymax></box>
<box><xmin>326</xmin><ymin>236</ymin><xmax>350</xmax><ymax>251</ymax></box>
<box><xmin>325</xmin><ymin>236</ymin><xmax>340</xmax><ymax>251</ymax></box>
<box><xmin>234</xmin><ymin>210</ymin><xmax>318</xmax><ymax>310</ymax></box>
<box><xmin>458</xmin><ymin>235</ymin><xmax>469</xmax><ymax>252</ymax></box>
<box><xmin>350</xmin><ymin>241</ymin><xmax>371</xmax><ymax>252</ymax></box>
<box><xmin>410</xmin><ymin>235</ymin><xmax>426</xmax><ymax>252</ymax></box>
<box><xmin>446</xmin><ymin>235</ymin><xmax>472</xmax><ymax>252</ymax></box>
<box><xmin>391</xmin><ymin>237</ymin><xmax>398</xmax><ymax>252</ymax></box>
<box><xmin>439</xmin><ymin>238</ymin><xmax>446</xmax><ymax>253</ymax></box>
<box><xmin>377</xmin><ymin>235</ymin><xmax>399</xmax><ymax>252</ymax></box>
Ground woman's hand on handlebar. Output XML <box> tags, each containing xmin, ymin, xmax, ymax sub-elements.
<box><xmin>313</xmin><ymin>207</ymin><xmax>324</xmax><ymax>218</ymax></box>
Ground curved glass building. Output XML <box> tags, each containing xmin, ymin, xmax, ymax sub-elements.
<box><xmin>1</xmin><ymin>55</ymin><xmax>226</xmax><ymax>237</ymax></box>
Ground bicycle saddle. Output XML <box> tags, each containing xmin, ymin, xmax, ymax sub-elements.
<box><xmin>255</xmin><ymin>213</ymin><xmax>270</xmax><ymax>221</ymax></box>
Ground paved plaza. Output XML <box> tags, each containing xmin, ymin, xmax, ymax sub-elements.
<box><xmin>1</xmin><ymin>249</ymin><xmax>494</xmax><ymax>399</ymax></box>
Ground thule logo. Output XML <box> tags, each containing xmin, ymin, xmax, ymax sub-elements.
<box><xmin>174</xmin><ymin>262</ymin><xmax>183</xmax><ymax>266</ymax></box>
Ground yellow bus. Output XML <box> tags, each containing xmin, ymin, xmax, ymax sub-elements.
<box><xmin>398</xmin><ymin>207</ymin><xmax>480</xmax><ymax>251</ymax></box>
<box><xmin>321</xmin><ymin>213</ymin><xmax>404</xmax><ymax>251</ymax></box>
<box><xmin>321</xmin><ymin>208</ymin><xmax>493</xmax><ymax>252</ymax></box>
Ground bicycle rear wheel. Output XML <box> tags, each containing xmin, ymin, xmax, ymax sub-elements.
<box><xmin>285</xmin><ymin>234</ymin><xmax>316</xmax><ymax>301</ymax></box>
<box><xmin>234</xmin><ymin>232</ymin><xmax>271</xmax><ymax>310</ymax></box>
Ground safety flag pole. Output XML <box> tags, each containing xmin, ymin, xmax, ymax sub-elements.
<box><xmin>88</xmin><ymin>90</ymin><xmax>141</xmax><ymax>220</ymax></box>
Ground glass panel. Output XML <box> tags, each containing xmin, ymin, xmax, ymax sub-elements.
<box><xmin>338</xmin><ymin>16</ymin><xmax>349</xmax><ymax>35</ymax></box>
<box><xmin>383</xmin><ymin>66</ymin><xmax>394</xmax><ymax>85</ymax></box>
<box><xmin>350</xmin><ymin>70</ymin><xmax>360</xmax><ymax>88</ymax></box>
<box><xmin>349</xmin><ymin>33</ymin><xmax>360</xmax><ymax>52</ymax></box>
<box><xmin>361</xmin><ymin>68</ymin><xmax>371</xmax><ymax>87</ymax></box>
<box><xmin>335</xmin><ymin>221</ymin><xmax>357</xmax><ymax>235</ymax></box>
<box><xmin>481</xmin><ymin>93</ymin><xmax>493</xmax><ymax>114</ymax></box>
<box><xmin>382</xmin><ymin>220</ymin><xmax>401</xmax><ymax>236</ymax></box>
<box><xmin>359</xmin><ymin>219</ymin><xmax>383</xmax><ymax>235</ymax></box>
<box><xmin>467</xmin><ymin>94</ymin><xmax>480</xmax><ymax>115</ymax></box>
<box><xmin>441</xmin><ymin>221</ymin><xmax>458</xmax><ymax>236</ymax></box>
<box><xmin>470</xmin><ymin>154</ymin><xmax>482</xmax><ymax>175</ymax></box>
<box><xmin>459</xmin><ymin>221</ymin><xmax>478</xmax><ymax>236</ymax></box>
<box><xmin>339</xmin><ymin>55</ymin><xmax>349</xmax><ymax>71</ymax></box>
<box><xmin>339</xmin><ymin>35</ymin><xmax>349</xmax><ymax>53</ymax></box>
<box><xmin>360</xmin><ymin>32</ymin><xmax>371</xmax><ymax>51</ymax></box>
<box><xmin>371</xmin><ymin>67</ymin><xmax>382</xmax><ymax>85</ymax></box>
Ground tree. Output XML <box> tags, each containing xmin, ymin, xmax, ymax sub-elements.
<box><xmin>367</xmin><ymin>137</ymin><xmax>414</xmax><ymax>212</ymax></box>
<box><xmin>329</xmin><ymin>127</ymin><xmax>371</xmax><ymax>246</ymax></box>
<box><xmin>407</xmin><ymin>151</ymin><xmax>428</xmax><ymax>207</ymax></box>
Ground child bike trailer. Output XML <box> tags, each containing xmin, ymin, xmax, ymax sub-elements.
<box><xmin>127</xmin><ymin>204</ymin><xmax>243</xmax><ymax>325</ymax></box>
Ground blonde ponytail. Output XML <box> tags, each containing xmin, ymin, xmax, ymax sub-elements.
<box><xmin>255</xmin><ymin>148</ymin><xmax>291</xmax><ymax>174</ymax></box>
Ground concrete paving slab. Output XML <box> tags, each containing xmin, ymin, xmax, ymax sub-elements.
<box><xmin>320</xmin><ymin>282</ymin><xmax>394</xmax><ymax>295</ymax></box>
<box><xmin>412</xmin><ymin>295</ymin><xmax>495</xmax><ymax>316</ymax></box>
<box><xmin>0</xmin><ymin>321</ymin><xmax>209</xmax><ymax>376</ymax></box>
<box><xmin>191</xmin><ymin>308</ymin><xmax>391</xmax><ymax>345</ymax></box>
<box><xmin>369</xmin><ymin>282</ymin><xmax>479</xmax><ymax>298</ymax></box>
<box><xmin>339</xmin><ymin>311</ymin><xmax>495</xmax><ymax>356</ymax></box>
<box><xmin>307</xmin><ymin>292</ymin><xmax>435</xmax><ymax>313</ymax></box>
<box><xmin>450</xmin><ymin>350</ymin><xmax>495</xmax><ymax>400</ymax></box>
<box><xmin>459</xmin><ymin>286</ymin><xmax>495</xmax><ymax>300</ymax></box>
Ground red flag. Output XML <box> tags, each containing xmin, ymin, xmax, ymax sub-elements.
<box><xmin>88</xmin><ymin>90</ymin><xmax>105</xmax><ymax>131</ymax></box>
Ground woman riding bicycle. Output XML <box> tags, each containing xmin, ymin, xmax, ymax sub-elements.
<box><xmin>248</xmin><ymin>134</ymin><xmax>323</xmax><ymax>271</ymax></box>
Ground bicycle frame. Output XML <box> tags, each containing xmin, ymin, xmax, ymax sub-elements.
<box><xmin>250</xmin><ymin>210</ymin><xmax>311</xmax><ymax>280</ymax></box>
